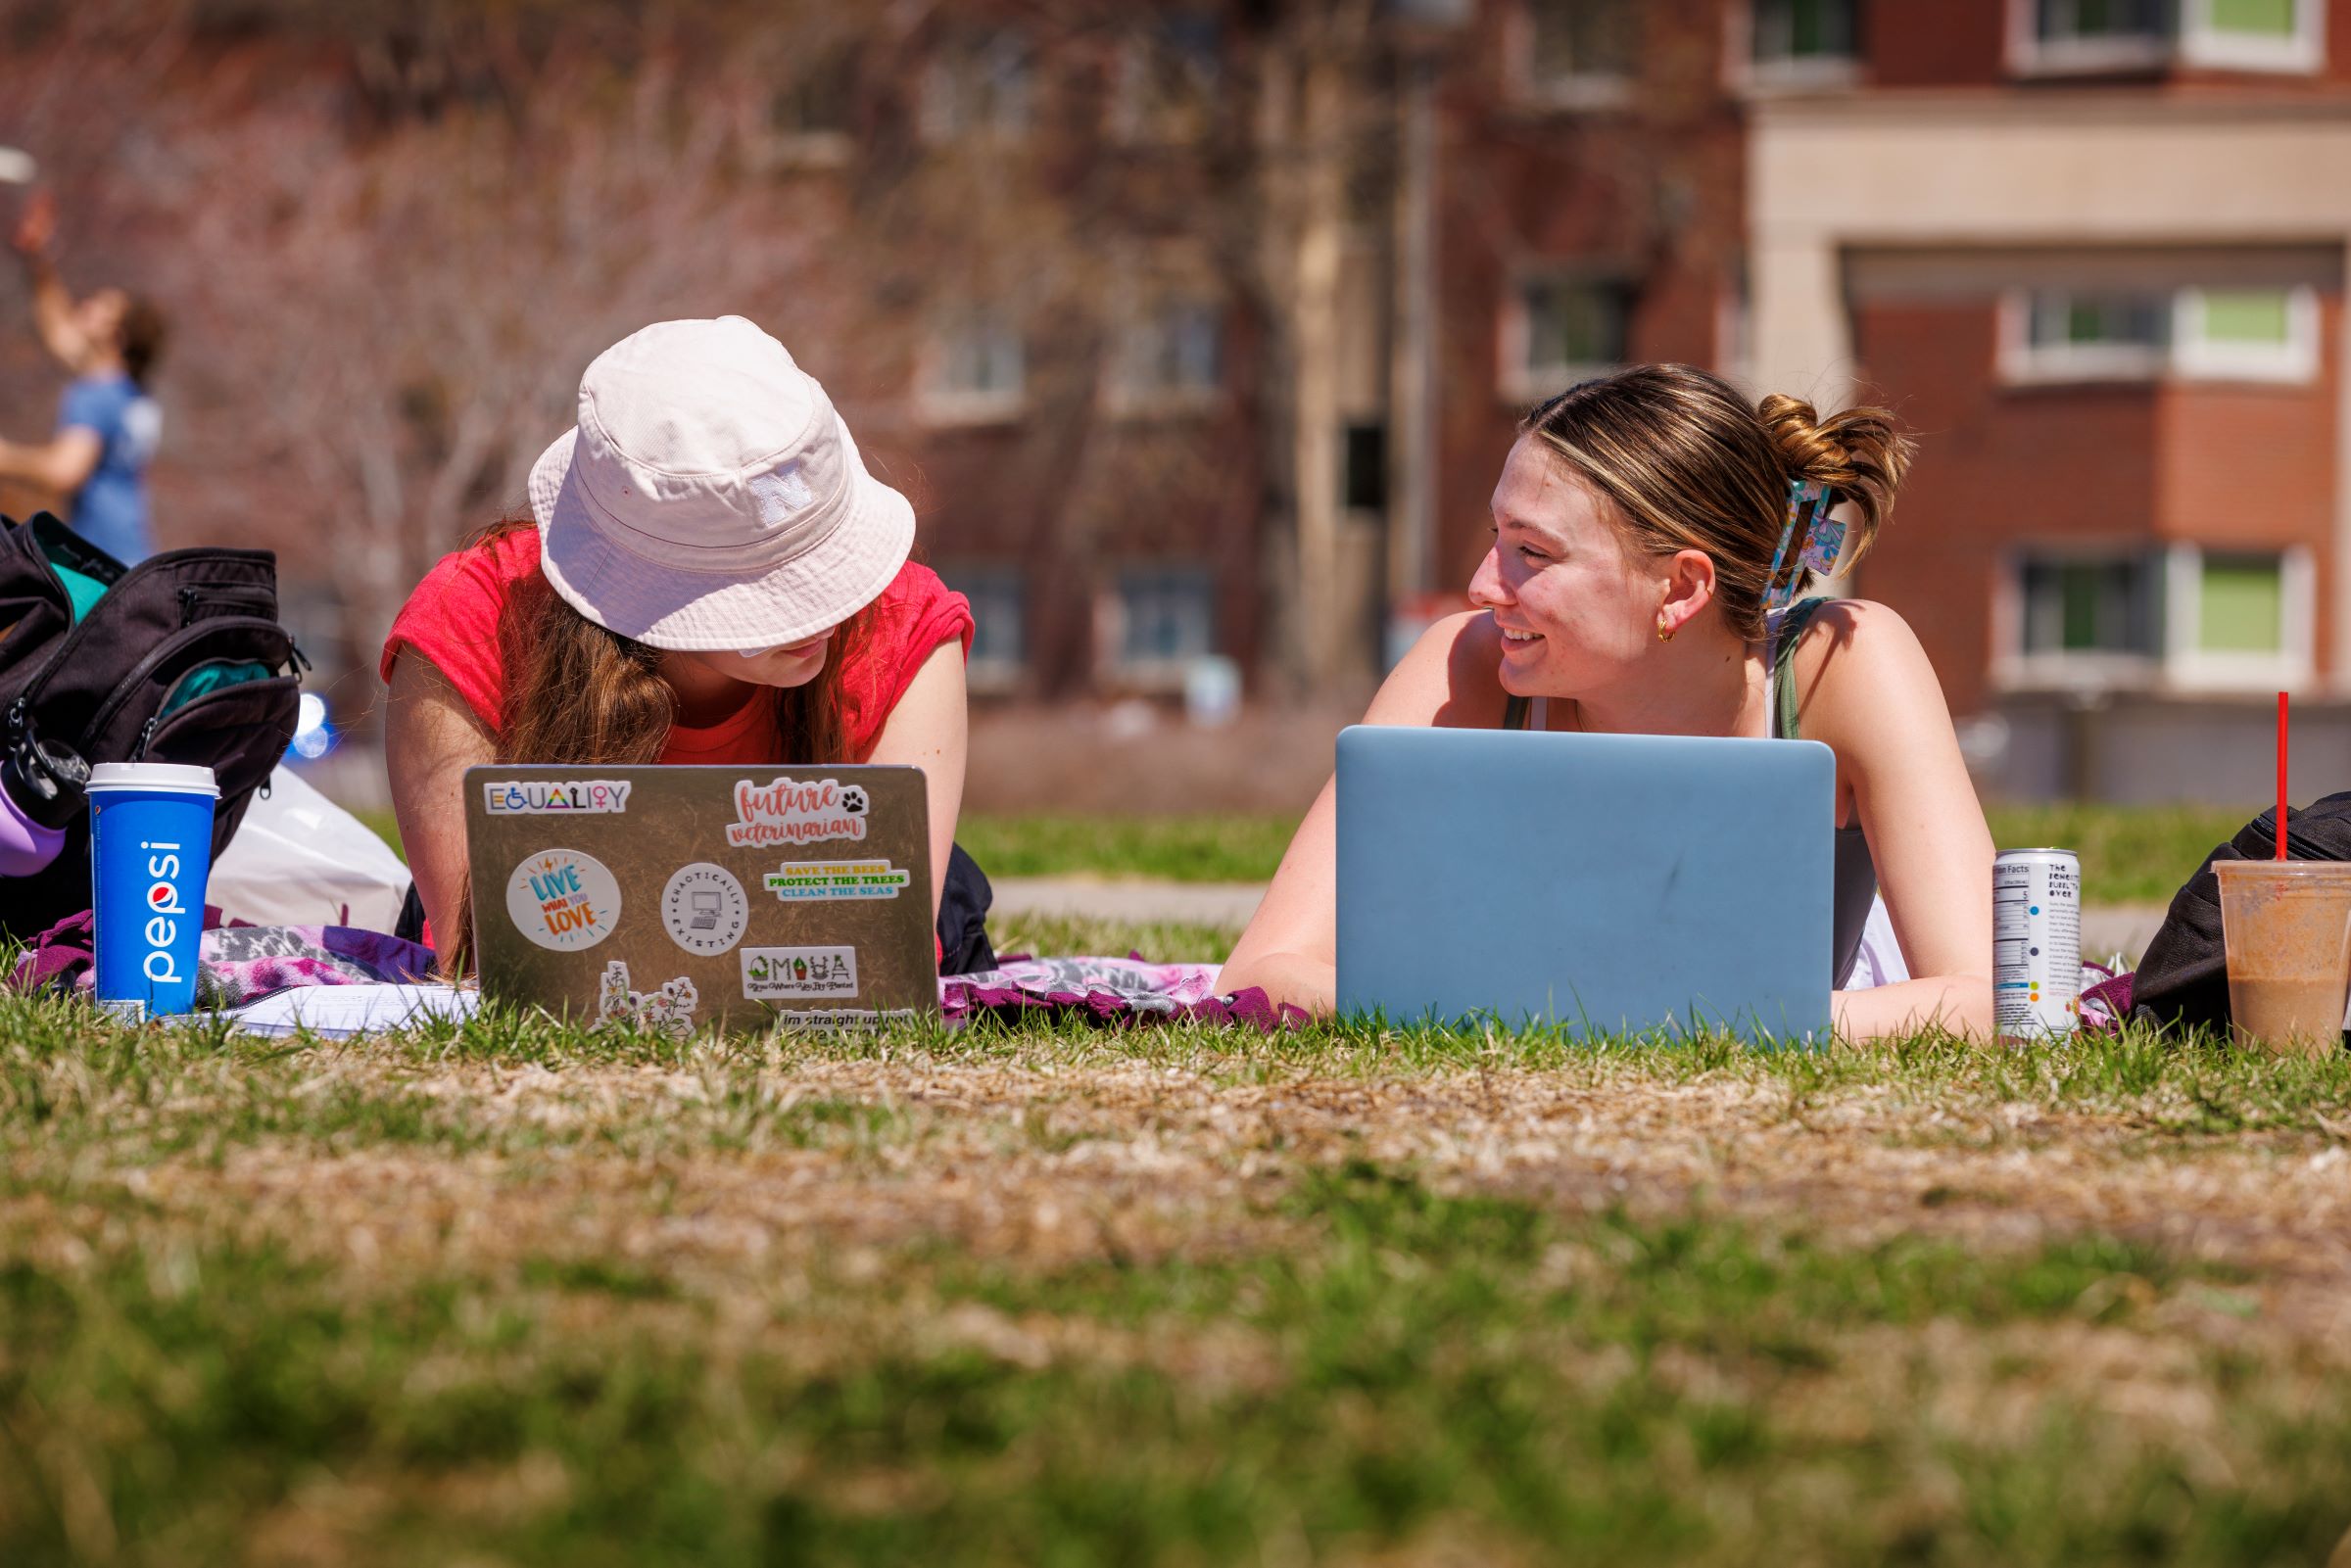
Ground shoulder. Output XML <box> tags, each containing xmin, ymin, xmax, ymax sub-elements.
<box><xmin>377</xmin><ymin>526</ymin><xmax>545</xmax><ymax>688</ymax></box>
<box><xmin>1363</xmin><ymin>609</ymin><xmax>1509</xmax><ymax>729</ymax></box>
<box><xmin>856</xmin><ymin>559</ymin><xmax>974</xmax><ymax>658</ymax></box>
<box><xmin>1788</xmin><ymin>597</ymin><xmax>1942</xmax><ymax>730</ymax></box>
<box><xmin>58</xmin><ymin>374</ymin><xmax>129</xmax><ymax>426</ymax></box>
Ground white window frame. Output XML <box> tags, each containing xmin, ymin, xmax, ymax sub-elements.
<box><xmin>1103</xmin><ymin>276</ymin><xmax>1225</xmax><ymax>418</ymax></box>
<box><xmin>1498</xmin><ymin>268</ymin><xmax>1631</xmax><ymax>403</ymax></box>
<box><xmin>1511</xmin><ymin>0</ymin><xmax>1638</xmax><ymax>110</ymax></box>
<box><xmin>2174</xmin><ymin>284</ymin><xmax>2322</xmax><ymax>382</ymax></box>
<box><xmin>1995</xmin><ymin>542</ymin><xmax>2314</xmax><ymax>692</ymax></box>
<box><xmin>1997</xmin><ymin>284</ymin><xmax>2319</xmax><ymax>386</ymax></box>
<box><xmin>2166</xmin><ymin>543</ymin><xmax>2315</xmax><ymax>689</ymax></box>
<box><xmin>1730</xmin><ymin>0</ymin><xmax>1862</xmax><ymax>95</ymax></box>
<box><xmin>918</xmin><ymin>31</ymin><xmax>1033</xmax><ymax>147</ymax></box>
<box><xmin>2005</xmin><ymin>0</ymin><xmax>2175</xmax><ymax>75</ymax></box>
<box><xmin>1102</xmin><ymin>563</ymin><xmax>1219</xmax><ymax>689</ymax></box>
<box><xmin>2182</xmin><ymin>0</ymin><xmax>2326</xmax><ymax>72</ymax></box>
<box><xmin>917</xmin><ymin>310</ymin><xmax>1027</xmax><ymax>426</ymax></box>
<box><xmin>1996</xmin><ymin>545</ymin><xmax>2168</xmax><ymax>692</ymax></box>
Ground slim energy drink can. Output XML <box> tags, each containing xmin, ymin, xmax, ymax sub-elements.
<box><xmin>1995</xmin><ymin>848</ymin><xmax>2081</xmax><ymax>1039</ymax></box>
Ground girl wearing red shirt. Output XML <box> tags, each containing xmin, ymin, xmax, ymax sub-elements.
<box><xmin>382</xmin><ymin>316</ymin><xmax>984</xmax><ymax>968</ymax></box>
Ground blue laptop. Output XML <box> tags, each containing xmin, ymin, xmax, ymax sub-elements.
<box><xmin>1334</xmin><ymin>726</ymin><xmax>1835</xmax><ymax>1042</ymax></box>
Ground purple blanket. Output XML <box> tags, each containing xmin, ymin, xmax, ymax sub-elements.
<box><xmin>12</xmin><ymin>916</ymin><xmax>1298</xmax><ymax>1030</ymax></box>
<box><xmin>11</xmin><ymin>909</ymin><xmax>439</xmax><ymax>1008</ymax></box>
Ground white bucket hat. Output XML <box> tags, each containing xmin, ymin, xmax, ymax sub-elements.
<box><xmin>527</xmin><ymin>315</ymin><xmax>916</xmax><ymax>650</ymax></box>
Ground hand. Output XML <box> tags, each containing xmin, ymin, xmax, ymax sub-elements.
<box><xmin>11</xmin><ymin>189</ymin><xmax>54</xmax><ymax>260</ymax></box>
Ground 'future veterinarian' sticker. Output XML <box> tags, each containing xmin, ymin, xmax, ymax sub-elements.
<box><xmin>483</xmin><ymin>779</ymin><xmax>633</xmax><ymax>815</ymax></box>
<box><xmin>727</xmin><ymin>777</ymin><xmax>869</xmax><ymax>848</ymax></box>
<box><xmin>661</xmin><ymin>863</ymin><xmax>750</xmax><ymax>955</ymax></box>
<box><xmin>762</xmin><ymin>859</ymin><xmax>911</xmax><ymax>901</ymax></box>
<box><xmin>596</xmin><ymin>960</ymin><xmax>698</xmax><ymax>1037</ymax></box>
<box><xmin>506</xmin><ymin>848</ymin><xmax>622</xmax><ymax>951</ymax></box>
<box><xmin>741</xmin><ymin>945</ymin><xmax>858</xmax><ymax>1000</ymax></box>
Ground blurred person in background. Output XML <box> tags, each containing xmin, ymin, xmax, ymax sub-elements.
<box><xmin>0</xmin><ymin>190</ymin><xmax>167</xmax><ymax>562</ymax></box>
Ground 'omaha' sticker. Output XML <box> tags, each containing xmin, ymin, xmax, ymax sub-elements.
<box><xmin>727</xmin><ymin>777</ymin><xmax>869</xmax><ymax>848</ymax></box>
<box><xmin>741</xmin><ymin>945</ymin><xmax>858</xmax><ymax>1000</ymax></box>
<box><xmin>762</xmin><ymin>859</ymin><xmax>911</xmax><ymax>901</ymax></box>
<box><xmin>506</xmin><ymin>848</ymin><xmax>622</xmax><ymax>951</ymax></box>
<box><xmin>484</xmin><ymin>779</ymin><xmax>633</xmax><ymax>815</ymax></box>
<box><xmin>661</xmin><ymin>863</ymin><xmax>750</xmax><ymax>954</ymax></box>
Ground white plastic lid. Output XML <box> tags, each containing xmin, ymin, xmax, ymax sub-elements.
<box><xmin>86</xmin><ymin>762</ymin><xmax>220</xmax><ymax>797</ymax></box>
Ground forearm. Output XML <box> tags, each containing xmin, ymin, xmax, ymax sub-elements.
<box><xmin>1216</xmin><ymin>949</ymin><xmax>1335</xmax><ymax>1017</ymax></box>
<box><xmin>24</xmin><ymin>257</ymin><xmax>79</xmax><ymax>366</ymax></box>
<box><xmin>1833</xmin><ymin>974</ymin><xmax>1991</xmax><ymax>1043</ymax></box>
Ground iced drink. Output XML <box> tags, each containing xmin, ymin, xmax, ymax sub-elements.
<box><xmin>2214</xmin><ymin>860</ymin><xmax>2351</xmax><ymax>1058</ymax></box>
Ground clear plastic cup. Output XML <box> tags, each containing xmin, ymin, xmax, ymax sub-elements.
<box><xmin>2214</xmin><ymin>860</ymin><xmax>2351</xmax><ymax>1058</ymax></box>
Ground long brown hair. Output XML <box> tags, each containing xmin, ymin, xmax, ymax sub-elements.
<box><xmin>446</xmin><ymin>512</ymin><xmax>873</xmax><ymax>963</ymax></box>
<box><xmin>1521</xmin><ymin>364</ymin><xmax>1913</xmax><ymax>641</ymax></box>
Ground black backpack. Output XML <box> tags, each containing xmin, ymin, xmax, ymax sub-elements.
<box><xmin>2131</xmin><ymin>791</ymin><xmax>2351</xmax><ymax>1040</ymax></box>
<box><xmin>0</xmin><ymin>512</ymin><xmax>304</xmax><ymax>940</ymax></box>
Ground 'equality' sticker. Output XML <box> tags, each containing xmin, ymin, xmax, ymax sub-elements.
<box><xmin>762</xmin><ymin>859</ymin><xmax>910</xmax><ymax>901</ymax></box>
<box><xmin>506</xmin><ymin>848</ymin><xmax>623</xmax><ymax>951</ymax></box>
<box><xmin>661</xmin><ymin>863</ymin><xmax>750</xmax><ymax>954</ymax></box>
<box><xmin>727</xmin><ymin>777</ymin><xmax>869</xmax><ymax>848</ymax></box>
<box><xmin>741</xmin><ymin>945</ymin><xmax>858</xmax><ymax>1000</ymax></box>
<box><xmin>484</xmin><ymin>779</ymin><xmax>633</xmax><ymax>815</ymax></box>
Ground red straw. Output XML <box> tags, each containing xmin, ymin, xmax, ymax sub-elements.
<box><xmin>2278</xmin><ymin>689</ymin><xmax>2290</xmax><ymax>860</ymax></box>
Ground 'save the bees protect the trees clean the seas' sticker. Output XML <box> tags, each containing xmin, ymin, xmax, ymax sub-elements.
<box><xmin>741</xmin><ymin>946</ymin><xmax>858</xmax><ymax>1000</ymax></box>
<box><xmin>505</xmin><ymin>849</ymin><xmax>622</xmax><ymax>951</ymax></box>
<box><xmin>761</xmin><ymin>860</ymin><xmax>911</xmax><ymax>901</ymax></box>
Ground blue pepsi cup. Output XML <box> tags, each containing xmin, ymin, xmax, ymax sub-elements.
<box><xmin>88</xmin><ymin>762</ymin><xmax>218</xmax><ymax>1019</ymax></box>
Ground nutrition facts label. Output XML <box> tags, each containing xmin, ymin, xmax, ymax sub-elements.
<box><xmin>1994</xmin><ymin>854</ymin><xmax>2082</xmax><ymax>1034</ymax></box>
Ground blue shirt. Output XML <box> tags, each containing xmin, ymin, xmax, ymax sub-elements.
<box><xmin>57</xmin><ymin>371</ymin><xmax>161</xmax><ymax>564</ymax></box>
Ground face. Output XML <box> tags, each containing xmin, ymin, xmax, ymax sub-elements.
<box><xmin>669</xmin><ymin>628</ymin><xmax>836</xmax><ymax>691</ymax></box>
<box><xmin>1469</xmin><ymin>436</ymin><xmax>1669</xmax><ymax>698</ymax></box>
<box><xmin>76</xmin><ymin>288</ymin><xmax>127</xmax><ymax>351</ymax></box>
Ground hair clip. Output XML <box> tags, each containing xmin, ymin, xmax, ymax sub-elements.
<box><xmin>1762</xmin><ymin>478</ymin><xmax>1842</xmax><ymax>611</ymax></box>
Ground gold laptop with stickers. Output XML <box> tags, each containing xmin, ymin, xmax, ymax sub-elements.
<box><xmin>464</xmin><ymin>765</ymin><xmax>938</xmax><ymax>1033</ymax></box>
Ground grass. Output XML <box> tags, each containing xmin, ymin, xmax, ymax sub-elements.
<box><xmin>6</xmin><ymin>930</ymin><xmax>2351</xmax><ymax>1564</ymax></box>
<box><xmin>358</xmin><ymin>803</ymin><xmax>2246</xmax><ymax>904</ymax></box>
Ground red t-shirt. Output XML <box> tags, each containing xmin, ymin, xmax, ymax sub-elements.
<box><xmin>379</xmin><ymin>527</ymin><xmax>972</xmax><ymax>762</ymax></box>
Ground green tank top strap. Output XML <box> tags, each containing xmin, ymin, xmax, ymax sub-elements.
<box><xmin>1502</xmin><ymin>693</ymin><xmax>1532</xmax><ymax>731</ymax></box>
<box><xmin>1770</xmin><ymin>596</ymin><xmax>1829</xmax><ymax>742</ymax></box>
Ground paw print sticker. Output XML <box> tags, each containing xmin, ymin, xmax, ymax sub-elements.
<box><xmin>840</xmin><ymin>784</ymin><xmax>868</xmax><ymax>815</ymax></box>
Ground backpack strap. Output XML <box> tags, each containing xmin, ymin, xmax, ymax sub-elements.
<box><xmin>1769</xmin><ymin>597</ymin><xmax>1830</xmax><ymax>741</ymax></box>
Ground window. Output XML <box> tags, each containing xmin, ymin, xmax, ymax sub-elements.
<box><xmin>1109</xmin><ymin>296</ymin><xmax>1223</xmax><ymax>413</ymax></box>
<box><xmin>1113</xmin><ymin>565</ymin><xmax>1217</xmax><ymax>672</ymax></box>
<box><xmin>1343</xmin><ymin>422</ymin><xmax>1388</xmax><ymax>514</ymax></box>
<box><xmin>2018</xmin><ymin>554</ymin><xmax>2164</xmax><ymax>660</ymax></box>
<box><xmin>1503</xmin><ymin>274</ymin><xmax>1631</xmax><ymax>400</ymax></box>
<box><xmin>1522</xmin><ymin>0</ymin><xmax>1638</xmax><ymax>105</ymax></box>
<box><xmin>1114</xmin><ymin>13</ymin><xmax>1221</xmax><ymax>143</ymax></box>
<box><xmin>943</xmin><ymin>565</ymin><xmax>1027</xmax><ymax>688</ymax></box>
<box><xmin>919</xmin><ymin>31</ymin><xmax>1032</xmax><ymax>145</ymax></box>
<box><xmin>2176</xmin><ymin>286</ymin><xmax>2321</xmax><ymax>381</ymax></box>
<box><xmin>919</xmin><ymin>311</ymin><xmax>1025</xmax><ymax>424</ymax></box>
<box><xmin>2197</xmin><ymin>552</ymin><xmax>2283</xmax><ymax>654</ymax></box>
<box><xmin>2004</xmin><ymin>545</ymin><xmax>2311</xmax><ymax>689</ymax></box>
<box><xmin>2186</xmin><ymin>0</ymin><xmax>2325</xmax><ymax>70</ymax></box>
<box><xmin>2013</xmin><ymin>0</ymin><xmax>2324</xmax><ymax>71</ymax></box>
<box><xmin>1751</xmin><ymin>0</ymin><xmax>1860</xmax><ymax>74</ymax></box>
<box><xmin>760</xmin><ymin>47</ymin><xmax>859</xmax><ymax>168</ymax></box>
<box><xmin>2001</xmin><ymin>286</ymin><xmax>2317</xmax><ymax>384</ymax></box>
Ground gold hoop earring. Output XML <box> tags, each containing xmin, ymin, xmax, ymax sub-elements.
<box><xmin>1656</xmin><ymin>619</ymin><xmax>1675</xmax><ymax>642</ymax></box>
